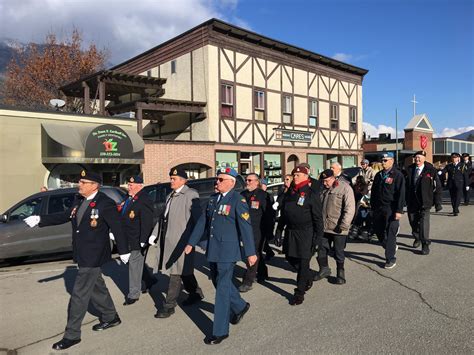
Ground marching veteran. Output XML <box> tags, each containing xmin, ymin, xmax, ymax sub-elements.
<box><xmin>184</xmin><ymin>168</ymin><xmax>257</xmax><ymax>345</ymax></box>
<box><xmin>119</xmin><ymin>175</ymin><xmax>155</xmax><ymax>305</ymax></box>
<box><xmin>24</xmin><ymin>170</ymin><xmax>130</xmax><ymax>350</ymax></box>
<box><xmin>150</xmin><ymin>168</ymin><xmax>204</xmax><ymax>318</ymax></box>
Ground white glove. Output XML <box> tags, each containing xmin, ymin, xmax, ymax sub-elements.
<box><xmin>24</xmin><ymin>215</ymin><xmax>40</xmax><ymax>228</ymax></box>
<box><xmin>467</xmin><ymin>186</ymin><xmax>470</xmax><ymax>191</ymax></box>
<box><xmin>437</xmin><ymin>171</ymin><xmax>442</xmax><ymax>175</ymax></box>
<box><xmin>140</xmin><ymin>242</ymin><xmax>145</xmax><ymax>247</ymax></box>
<box><xmin>120</xmin><ymin>253</ymin><xmax>131</xmax><ymax>264</ymax></box>
<box><xmin>109</xmin><ymin>232</ymin><xmax>115</xmax><ymax>241</ymax></box>
<box><xmin>148</xmin><ymin>235</ymin><xmax>157</xmax><ymax>245</ymax></box>
<box><xmin>272</xmin><ymin>202</ymin><xmax>279</xmax><ymax>211</ymax></box>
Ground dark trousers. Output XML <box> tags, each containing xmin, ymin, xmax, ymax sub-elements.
<box><xmin>318</xmin><ymin>233</ymin><xmax>347</xmax><ymax>264</ymax></box>
<box><xmin>141</xmin><ymin>247</ymin><xmax>156</xmax><ymax>288</ymax></box>
<box><xmin>210</xmin><ymin>262</ymin><xmax>247</xmax><ymax>337</ymax></box>
<box><xmin>373</xmin><ymin>208</ymin><xmax>399</xmax><ymax>263</ymax></box>
<box><xmin>64</xmin><ymin>267</ymin><xmax>117</xmax><ymax>340</ymax></box>
<box><xmin>408</xmin><ymin>209</ymin><xmax>431</xmax><ymax>245</ymax></box>
<box><xmin>242</xmin><ymin>236</ymin><xmax>268</xmax><ymax>285</ymax></box>
<box><xmin>449</xmin><ymin>184</ymin><xmax>463</xmax><ymax>213</ymax></box>
<box><xmin>163</xmin><ymin>274</ymin><xmax>203</xmax><ymax>310</ymax></box>
<box><xmin>463</xmin><ymin>185</ymin><xmax>470</xmax><ymax>204</ymax></box>
<box><xmin>286</xmin><ymin>256</ymin><xmax>312</xmax><ymax>294</ymax></box>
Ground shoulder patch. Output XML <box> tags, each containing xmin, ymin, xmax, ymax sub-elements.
<box><xmin>241</xmin><ymin>198</ymin><xmax>247</xmax><ymax>203</ymax></box>
<box><xmin>241</xmin><ymin>212</ymin><xmax>250</xmax><ymax>220</ymax></box>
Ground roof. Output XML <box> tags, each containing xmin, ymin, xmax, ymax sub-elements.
<box><xmin>404</xmin><ymin>113</ymin><xmax>434</xmax><ymax>132</ymax></box>
<box><xmin>111</xmin><ymin>18</ymin><xmax>368</xmax><ymax>78</ymax></box>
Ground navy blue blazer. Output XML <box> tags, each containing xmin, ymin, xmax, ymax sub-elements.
<box><xmin>187</xmin><ymin>189</ymin><xmax>256</xmax><ymax>263</ymax></box>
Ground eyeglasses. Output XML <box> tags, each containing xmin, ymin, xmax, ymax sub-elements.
<box><xmin>381</xmin><ymin>159</ymin><xmax>390</xmax><ymax>162</ymax></box>
<box><xmin>216</xmin><ymin>177</ymin><xmax>232</xmax><ymax>183</ymax></box>
<box><xmin>285</xmin><ymin>178</ymin><xmax>291</xmax><ymax>181</ymax></box>
<box><xmin>79</xmin><ymin>180</ymin><xmax>95</xmax><ymax>185</ymax></box>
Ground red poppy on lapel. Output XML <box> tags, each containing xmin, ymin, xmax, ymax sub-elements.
<box><xmin>89</xmin><ymin>202</ymin><xmax>96</xmax><ymax>208</ymax></box>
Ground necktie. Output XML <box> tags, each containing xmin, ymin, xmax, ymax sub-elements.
<box><xmin>217</xmin><ymin>193</ymin><xmax>223</xmax><ymax>203</ymax></box>
<box><xmin>121</xmin><ymin>197</ymin><xmax>131</xmax><ymax>216</ymax></box>
<box><xmin>415</xmin><ymin>167</ymin><xmax>421</xmax><ymax>183</ymax></box>
<box><xmin>76</xmin><ymin>199</ymin><xmax>89</xmax><ymax>224</ymax></box>
<box><xmin>164</xmin><ymin>192</ymin><xmax>176</xmax><ymax>217</ymax></box>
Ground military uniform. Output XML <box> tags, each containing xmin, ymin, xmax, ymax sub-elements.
<box><xmin>441</xmin><ymin>156</ymin><xmax>468</xmax><ymax>214</ymax></box>
<box><xmin>240</xmin><ymin>187</ymin><xmax>273</xmax><ymax>287</ymax></box>
<box><xmin>187</xmin><ymin>172</ymin><xmax>255</xmax><ymax>341</ymax></box>
<box><xmin>405</xmin><ymin>160</ymin><xmax>441</xmax><ymax>254</ymax></box>
<box><xmin>30</xmin><ymin>171</ymin><xmax>129</xmax><ymax>348</ymax></box>
<box><xmin>461</xmin><ymin>155</ymin><xmax>472</xmax><ymax>205</ymax></box>
<box><xmin>119</xmin><ymin>178</ymin><xmax>155</xmax><ymax>303</ymax></box>
<box><xmin>371</xmin><ymin>159</ymin><xmax>405</xmax><ymax>266</ymax></box>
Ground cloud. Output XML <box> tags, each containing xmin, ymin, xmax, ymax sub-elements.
<box><xmin>363</xmin><ymin>122</ymin><xmax>404</xmax><ymax>139</ymax></box>
<box><xmin>433</xmin><ymin>126</ymin><xmax>474</xmax><ymax>138</ymax></box>
<box><xmin>332</xmin><ymin>53</ymin><xmax>353</xmax><ymax>62</ymax></box>
<box><xmin>0</xmin><ymin>0</ymin><xmax>240</xmax><ymax>64</ymax></box>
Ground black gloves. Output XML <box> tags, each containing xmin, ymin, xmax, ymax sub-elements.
<box><xmin>274</xmin><ymin>229</ymin><xmax>283</xmax><ymax>247</ymax></box>
<box><xmin>333</xmin><ymin>225</ymin><xmax>342</xmax><ymax>234</ymax></box>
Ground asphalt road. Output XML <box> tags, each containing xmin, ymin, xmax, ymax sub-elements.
<box><xmin>0</xmin><ymin>202</ymin><xmax>473</xmax><ymax>354</ymax></box>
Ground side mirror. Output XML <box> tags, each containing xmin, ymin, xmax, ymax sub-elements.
<box><xmin>1</xmin><ymin>214</ymin><xmax>8</xmax><ymax>223</ymax></box>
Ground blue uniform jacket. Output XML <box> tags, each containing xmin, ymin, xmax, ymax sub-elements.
<box><xmin>187</xmin><ymin>189</ymin><xmax>256</xmax><ymax>262</ymax></box>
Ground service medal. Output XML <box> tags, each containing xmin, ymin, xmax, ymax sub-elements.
<box><xmin>90</xmin><ymin>219</ymin><xmax>97</xmax><ymax>227</ymax></box>
<box><xmin>129</xmin><ymin>210</ymin><xmax>135</xmax><ymax>219</ymax></box>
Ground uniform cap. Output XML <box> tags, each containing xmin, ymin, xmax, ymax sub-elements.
<box><xmin>320</xmin><ymin>169</ymin><xmax>334</xmax><ymax>179</ymax></box>
<box><xmin>80</xmin><ymin>170</ymin><xmax>102</xmax><ymax>184</ymax></box>
<box><xmin>217</xmin><ymin>167</ymin><xmax>238</xmax><ymax>178</ymax></box>
<box><xmin>413</xmin><ymin>150</ymin><xmax>427</xmax><ymax>157</ymax></box>
<box><xmin>451</xmin><ymin>152</ymin><xmax>461</xmax><ymax>158</ymax></box>
<box><xmin>169</xmin><ymin>168</ymin><xmax>188</xmax><ymax>179</ymax></box>
<box><xmin>128</xmin><ymin>175</ymin><xmax>143</xmax><ymax>184</ymax></box>
<box><xmin>381</xmin><ymin>152</ymin><xmax>394</xmax><ymax>159</ymax></box>
<box><xmin>462</xmin><ymin>153</ymin><xmax>470</xmax><ymax>158</ymax></box>
<box><xmin>291</xmin><ymin>165</ymin><xmax>309</xmax><ymax>175</ymax></box>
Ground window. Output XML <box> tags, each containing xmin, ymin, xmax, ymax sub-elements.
<box><xmin>171</xmin><ymin>60</ymin><xmax>177</xmax><ymax>74</ymax></box>
<box><xmin>9</xmin><ymin>197</ymin><xmax>42</xmax><ymax>221</ymax></box>
<box><xmin>216</xmin><ymin>151</ymin><xmax>238</xmax><ymax>170</ymax></box>
<box><xmin>307</xmin><ymin>154</ymin><xmax>324</xmax><ymax>177</ymax></box>
<box><xmin>254</xmin><ymin>90</ymin><xmax>265</xmax><ymax>121</ymax></box>
<box><xmin>221</xmin><ymin>84</ymin><xmax>234</xmax><ymax>117</ymax></box>
<box><xmin>147</xmin><ymin>70</ymin><xmax>152</xmax><ymax>77</ymax></box>
<box><xmin>264</xmin><ymin>153</ymin><xmax>283</xmax><ymax>184</ymax></box>
<box><xmin>330</xmin><ymin>104</ymin><xmax>339</xmax><ymax>130</ymax></box>
<box><xmin>309</xmin><ymin>100</ymin><xmax>318</xmax><ymax>127</ymax></box>
<box><xmin>342</xmin><ymin>155</ymin><xmax>356</xmax><ymax>168</ymax></box>
<box><xmin>283</xmin><ymin>95</ymin><xmax>292</xmax><ymax>124</ymax></box>
<box><xmin>350</xmin><ymin>107</ymin><xmax>357</xmax><ymax>132</ymax></box>
<box><xmin>48</xmin><ymin>194</ymin><xmax>75</xmax><ymax>214</ymax></box>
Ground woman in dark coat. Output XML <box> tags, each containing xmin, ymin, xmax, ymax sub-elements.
<box><xmin>276</xmin><ymin>165</ymin><xmax>324</xmax><ymax>305</ymax></box>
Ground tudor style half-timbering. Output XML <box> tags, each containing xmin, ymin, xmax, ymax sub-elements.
<box><xmin>83</xmin><ymin>19</ymin><xmax>369</xmax><ymax>183</ymax></box>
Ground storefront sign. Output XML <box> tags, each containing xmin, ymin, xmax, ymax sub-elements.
<box><xmin>275</xmin><ymin>129</ymin><xmax>313</xmax><ymax>143</ymax></box>
<box><xmin>85</xmin><ymin>124</ymin><xmax>133</xmax><ymax>158</ymax></box>
<box><xmin>420</xmin><ymin>135</ymin><xmax>428</xmax><ymax>149</ymax></box>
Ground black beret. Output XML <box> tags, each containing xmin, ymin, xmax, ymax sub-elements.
<box><xmin>169</xmin><ymin>167</ymin><xmax>188</xmax><ymax>179</ymax></box>
<box><xmin>413</xmin><ymin>150</ymin><xmax>427</xmax><ymax>157</ymax></box>
<box><xmin>127</xmin><ymin>175</ymin><xmax>143</xmax><ymax>184</ymax></box>
<box><xmin>80</xmin><ymin>170</ymin><xmax>102</xmax><ymax>184</ymax></box>
<box><xmin>320</xmin><ymin>169</ymin><xmax>334</xmax><ymax>179</ymax></box>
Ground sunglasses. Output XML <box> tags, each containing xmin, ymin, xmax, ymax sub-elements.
<box><xmin>285</xmin><ymin>178</ymin><xmax>291</xmax><ymax>181</ymax></box>
<box><xmin>381</xmin><ymin>159</ymin><xmax>390</xmax><ymax>162</ymax></box>
<box><xmin>216</xmin><ymin>177</ymin><xmax>232</xmax><ymax>183</ymax></box>
<box><xmin>246</xmin><ymin>179</ymin><xmax>258</xmax><ymax>182</ymax></box>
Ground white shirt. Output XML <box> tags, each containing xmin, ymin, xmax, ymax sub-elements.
<box><xmin>85</xmin><ymin>191</ymin><xmax>98</xmax><ymax>201</ymax></box>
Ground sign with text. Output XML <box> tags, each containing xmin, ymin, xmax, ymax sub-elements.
<box><xmin>85</xmin><ymin>124</ymin><xmax>133</xmax><ymax>158</ymax></box>
<box><xmin>274</xmin><ymin>129</ymin><xmax>313</xmax><ymax>143</ymax></box>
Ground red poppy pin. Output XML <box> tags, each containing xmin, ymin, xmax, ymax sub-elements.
<box><xmin>89</xmin><ymin>202</ymin><xmax>96</xmax><ymax>208</ymax></box>
<box><xmin>133</xmin><ymin>195</ymin><xmax>139</xmax><ymax>201</ymax></box>
<box><xmin>300</xmin><ymin>192</ymin><xmax>306</xmax><ymax>197</ymax></box>
<box><xmin>250</xmin><ymin>196</ymin><xmax>255</xmax><ymax>201</ymax></box>
<box><xmin>426</xmin><ymin>173</ymin><xmax>431</xmax><ymax>178</ymax></box>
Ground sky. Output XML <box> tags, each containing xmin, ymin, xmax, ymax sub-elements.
<box><xmin>0</xmin><ymin>0</ymin><xmax>472</xmax><ymax>137</ymax></box>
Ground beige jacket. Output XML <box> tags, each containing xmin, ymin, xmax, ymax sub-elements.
<box><xmin>320</xmin><ymin>179</ymin><xmax>356</xmax><ymax>235</ymax></box>
<box><xmin>353</xmin><ymin>167</ymin><xmax>376</xmax><ymax>190</ymax></box>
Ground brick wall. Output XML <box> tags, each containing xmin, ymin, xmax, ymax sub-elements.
<box><xmin>405</xmin><ymin>130</ymin><xmax>433</xmax><ymax>163</ymax></box>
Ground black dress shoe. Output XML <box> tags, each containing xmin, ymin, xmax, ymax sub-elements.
<box><xmin>123</xmin><ymin>297</ymin><xmax>138</xmax><ymax>305</ymax></box>
<box><xmin>230</xmin><ymin>302</ymin><xmax>250</xmax><ymax>325</ymax></box>
<box><xmin>154</xmin><ymin>308</ymin><xmax>175</xmax><ymax>318</ymax></box>
<box><xmin>204</xmin><ymin>335</ymin><xmax>228</xmax><ymax>345</ymax></box>
<box><xmin>92</xmin><ymin>314</ymin><xmax>121</xmax><ymax>331</ymax></box>
<box><xmin>421</xmin><ymin>245</ymin><xmax>430</xmax><ymax>255</ymax></box>
<box><xmin>52</xmin><ymin>338</ymin><xmax>81</xmax><ymax>350</ymax></box>
<box><xmin>182</xmin><ymin>293</ymin><xmax>204</xmax><ymax>306</ymax></box>
<box><xmin>413</xmin><ymin>240</ymin><xmax>421</xmax><ymax>249</ymax></box>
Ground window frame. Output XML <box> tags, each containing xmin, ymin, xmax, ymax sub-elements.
<box><xmin>308</xmin><ymin>98</ymin><xmax>319</xmax><ymax>128</ymax></box>
<box><xmin>330</xmin><ymin>103</ymin><xmax>339</xmax><ymax>130</ymax></box>
<box><xmin>254</xmin><ymin>89</ymin><xmax>266</xmax><ymax>121</ymax></box>
<box><xmin>350</xmin><ymin>106</ymin><xmax>357</xmax><ymax>132</ymax></box>
<box><xmin>282</xmin><ymin>94</ymin><xmax>293</xmax><ymax>125</ymax></box>
<box><xmin>220</xmin><ymin>83</ymin><xmax>234</xmax><ymax>118</ymax></box>
<box><xmin>171</xmin><ymin>60</ymin><xmax>177</xmax><ymax>74</ymax></box>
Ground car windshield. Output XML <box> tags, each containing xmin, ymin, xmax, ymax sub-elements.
<box><xmin>9</xmin><ymin>197</ymin><xmax>42</xmax><ymax>221</ymax></box>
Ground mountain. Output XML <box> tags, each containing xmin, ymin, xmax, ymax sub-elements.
<box><xmin>451</xmin><ymin>129</ymin><xmax>474</xmax><ymax>141</ymax></box>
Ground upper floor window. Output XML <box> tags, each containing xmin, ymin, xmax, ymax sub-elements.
<box><xmin>283</xmin><ymin>95</ymin><xmax>292</xmax><ymax>124</ymax></box>
<box><xmin>309</xmin><ymin>99</ymin><xmax>318</xmax><ymax>127</ymax></box>
<box><xmin>221</xmin><ymin>84</ymin><xmax>234</xmax><ymax>117</ymax></box>
<box><xmin>254</xmin><ymin>90</ymin><xmax>265</xmax><ymax>121</ymax></box>
<box><xmin>330</xmin><ymin>104</ymin><xmax>339</xmax><ymax>130</ymax></box>
<box><xmin>171</xmin><ymin>60</ymin><xmax>177</xmax><ymax>74</ymax></box>
<box><xmin>350</xmin><ymin>107</ymin><xmax>357</xmax><ymax>132</ymax></box>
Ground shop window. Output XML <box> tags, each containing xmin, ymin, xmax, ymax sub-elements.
<box><xmin>264</xmin><ymin>153</ymin><xmax>282</xmax><ymax>184</ymax></box>
<box><xmin>307</xmin><ymin>154</ymin><xmax>324</xmax><ymax>177</ymax></box>
<box><xmin>330</xmin><ymin>104</ymin><xmax>339</xmax><ymax>130</ymax></box>
<box><xmin>216</xmin><ymin>151</ymin><xmax>238</xmax><ymax>171</ymax></box>
<box><xmin>254</xmin><ymin>90</ymin><xmax>265</xmax><ymax>121</ymax></box>
<box><xmin>221</xmin><ymin>84</ymin><xmax>234</xmax><ymax>118</ymax></box>
<box><xmin>309</xmin><ymin>99</ymin><xmax>318</xmax><ymax>127</ymax></box>
<box><xmin>171</xmin><ymin>60</ymin><xmax>177</xmax><ymax>74</ymax></box>
<box><xmin>282</xmin><ymin>95</ymin><xmax>292</xmax><ymax>124</ymax></box>
<box><xmin>350</xmin><ymin>107</ymin><xmax>357</xmax><ymax>132</ymax></box>
<box><xmin>342</xmin><ymin>155</ymin><xmax>356</xmax><ymax>168</ymax></box>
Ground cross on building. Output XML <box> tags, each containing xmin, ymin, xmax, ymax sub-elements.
<box><xmin>411</xmin><ymin>94</ymin><xmax>418</xmax><ymax>116</ymax></box>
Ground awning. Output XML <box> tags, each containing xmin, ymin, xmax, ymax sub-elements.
<box><xmin>41</xmin><ymin>123</ymin><xmax>144</xmax><ymax>164</ymax></box>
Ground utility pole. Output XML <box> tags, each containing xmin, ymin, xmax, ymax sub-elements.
<box><xmin>395</xmin><ymin>108</ymin><xmax>399</xmax><ymax>166</ymax></box>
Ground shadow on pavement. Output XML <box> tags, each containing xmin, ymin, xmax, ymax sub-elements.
<box><xmin>345</xmin><ymin>251</ymin><xmax>385</xmax><ymax>268</ymax></box>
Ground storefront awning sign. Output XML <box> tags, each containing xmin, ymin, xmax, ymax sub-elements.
<box><xmin>274</xmin><ymin>129</ymin><xmax>313</xmax><ymax>143</ymax></box>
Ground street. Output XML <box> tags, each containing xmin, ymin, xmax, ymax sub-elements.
<box><xmin>1</xmin><ymin>203</ymin><xmax>473</xmax><ymax>354</ymax></box>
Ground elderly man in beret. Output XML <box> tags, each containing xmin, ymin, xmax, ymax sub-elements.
<box><xmin>439</xmin><ymin>152</ymin><xmax>469</xmax><ymax>216</ymax></box>
<box><xmin>185</xmin><ymin>168</ymin><xmax>257</xmax><ymax>345</ymax></box>
<box><xmin>120</xmin><ymin>175</ymin><xmax>155</xmax><ymax>306</ymax></box>
<box><xmin>24</xmin><ymin>170</ymin><xmax>130</xmax><ymax>350</ymax></box>
<box><xmin>405</xmin><ymin>151</ymin><xmax>442</xmax><ymax>255</ymax></box>
<box><xmin>149</xmin><ymin>168</ymin><xmax>204</xmax><ymax>318</ymax></box>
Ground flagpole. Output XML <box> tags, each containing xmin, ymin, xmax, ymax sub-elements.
<box><xmin>395</xmin><ymin>108</ymin><xmax>399</xmax><ymax>165</ymax></box>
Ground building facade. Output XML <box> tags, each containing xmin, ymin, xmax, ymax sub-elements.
<box><xmin>108</xmin><ymin>19</ymin><xmax>368</xmax><ymax>183</ymax></box>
